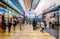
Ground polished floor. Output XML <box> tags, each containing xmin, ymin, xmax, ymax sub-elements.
<box><xmin>0</xmin><ymin>24</ymin><xmax>56</xmax><ymax>39</ymax></box>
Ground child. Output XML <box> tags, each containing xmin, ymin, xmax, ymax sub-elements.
<box><xmin>40</xmin><ymin>22</ymin><xmax>45</xmax><ymax>33</ymax></box>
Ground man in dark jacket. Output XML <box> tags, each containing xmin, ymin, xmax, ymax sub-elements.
<box><xmin>32</xmin><ymin>19</ymin><xmax>37</xmax><ymax>30</ymax></box>
<box><xmin>2</xmin><ymin>20</ymin><xmax>6</xmax><ymax>33</ymax></box>
<box><xmin>2</xmin><ymin>15</ymin><xmax>6</xmax><ymax>33</ymax></box>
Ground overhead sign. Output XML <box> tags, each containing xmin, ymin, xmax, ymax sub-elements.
<box><xmin>46</xmin><ymin>3</ymin><xmax>56</xmax><ymax>11</ymax></box>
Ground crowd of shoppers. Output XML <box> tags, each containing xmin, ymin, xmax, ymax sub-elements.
<box><xmin>2</xmin><ymin>18</ymin><xmax>17</xmax><ymax>33</ymax></box>
<box><xmin>1</xmin><ymin>15</ymin><xmax>57</xmax><ymax>33</ymax></box>
<box><xmin>1</xmin><ymin>15</ymin><xmax>26</xmax><ymax>33</ymax></box>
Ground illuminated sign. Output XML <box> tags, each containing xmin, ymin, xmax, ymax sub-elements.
<box><xmin>40</xmin><ymin>3</ymin><xmax>56</xmax><ymax>13</ymax></box>
<box><xmin>46</xmin><ymin>3</ymin><xmax>56</xmax><ymax>11</ymax></box>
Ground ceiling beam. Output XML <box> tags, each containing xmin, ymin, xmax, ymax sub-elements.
<box><xmin>24</xmin><ymin>0</ymin><xmax>31</xmax><ymax>11</ymax></box>
<box><xmin>33</xmin><ymin>0</ymin><xmax>40</xmax><ymax>9</ymax></box>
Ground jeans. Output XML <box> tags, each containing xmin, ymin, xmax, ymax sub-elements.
<box><xmin>40</xmin><ymin>27</ymin><xmax>44</xmax><ymax>33</ymax></box>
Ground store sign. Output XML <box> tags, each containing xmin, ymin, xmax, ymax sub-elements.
<box><xmin>46</xmin><ymin>3</ymin><xmax>56</xmax><ymax>10</ymax></box>
<box><xmin>42</xmin><ymin>4</ymin><xmax>55</xmax><ymax>13</ymax></box>
<box><xmin>41</xmin><ymin>4</ymin><xmax>55</xmax><ymax>13</ymax></box>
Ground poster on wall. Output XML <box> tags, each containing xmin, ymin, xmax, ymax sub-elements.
<box><xmin>0</xmin><ymin>15</ymin><xmax>2</xmax><ymax>28</ymax></box>
<box><xmin>0</xmin><ymin>12</ymin><xmax>3</xmax><ymax>28</ymax></box>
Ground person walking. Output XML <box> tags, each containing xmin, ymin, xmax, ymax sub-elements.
<box><xmin>8</xmin><ymin>19</ymin><xmax>12</xmax><ymax>33</ymax></box>
<box><xmin>43</xmin><ymin>21</ymin><xmax>47</xmax><ymax>29</ymax></box>
<box><xmin>49</xmin><ymin>21</ymin><xmax>52</xmax><ymax>28</ymax></box>
<box><xmin>19</xmin><ymin>19</ymin><xmax>23</xmax><ymax>30</ymax></box>
<box><xmin>2</xmin><ymin>15</ymin><xmax>6</xmax><ymax>33</ymax></box>
<box><xmin>51</xmin><ymin>20</ymin><xmax>55</xmax><ymax>29</ymax></box>
<box><xmin>40</xmin><ymin>22</ymin><xmax>45</xmax><ymax>33</ymax></box>
<box><xmin>32</xmin><ymin>19</ymin><xmax>37</xmax><ymax>30</ymax></box>
<box><xmin>2</xmin><ymin>19</ymin><xmax>6</xmax><ymax>33</ymax></box>
<box><xmin>13</xmin><ymin>19</ymin><xmax>16</xmax><ymax>30</ymax></box>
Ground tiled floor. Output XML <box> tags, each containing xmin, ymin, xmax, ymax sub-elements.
<box><xmin>0</xmin><ymin>24</ymin><xmax>56</xmax><ymax>39</ymax></box>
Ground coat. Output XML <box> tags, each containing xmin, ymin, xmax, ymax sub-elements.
<box><xmin>8</xmin><ymin>21</ymin><xmax>12</xmax><ymax>28</ymax></box>
<box><xmin>2</xmin><ymin>20</ymin><xmax>6</xmax><ymax>30</ymax></box>
<box><xmin>32</xmin><ymin>19</ymin><xmax>37</xmax><ymax>27</ymax></box>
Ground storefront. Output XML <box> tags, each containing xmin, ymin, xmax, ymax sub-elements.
<box><xmin>58</xmin><ymin>9</ymin><xmax>60</xmax><ymax>39</ymax></box>
<box><xmin>44</xmin><ymin>11</ymin><xmax>57</xmax><ymax>28</ymax></box>
<box><xmin>42</xmin><ymin>5</ymin><xmax>60</xmax><ymax>39</ymax></box>
<box><xmin>58</xmin><ymin>10</ymin><xmax>60</xmax><ymax>25</ymax></box>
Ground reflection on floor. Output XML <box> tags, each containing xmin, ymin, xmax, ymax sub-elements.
<box><xmin>0</xmin><ymin>24</ymin><xmax>56</xmax><ymax>39</ymax></box>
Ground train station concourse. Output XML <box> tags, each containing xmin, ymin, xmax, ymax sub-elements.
<box><xmin>0</xmin><ymin>0</ymin><xmax>60</xmax><ymax>39</ymax></box>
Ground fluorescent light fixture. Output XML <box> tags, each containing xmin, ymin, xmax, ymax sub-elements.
<box><xmin>3</xmin><ymin>0</ymin><xmax>23</xmax><ymax>14</ymax></box>
<box><xmin>0</xmin><ymin>7</ymin><xmax>19</xmax><ymax>17</ymax></box>
<box><xmin>18</xmin><ymin>0</ymin><xmax>27</xmax><ymax>13</ymax></box>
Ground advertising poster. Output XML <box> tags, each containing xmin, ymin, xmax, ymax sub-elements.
<box><xmin>0</xmin><ymin>15</ymin><xmax>2</xmax><ymax>28</ymax></box>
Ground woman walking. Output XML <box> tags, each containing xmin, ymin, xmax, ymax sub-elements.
<box><xmin>19</xmin><ymin>19</ymin><xmax>23</xmax><ymax>30</ymax></box>
<box><xmin>8</xmin><ymin>20</ymin><xmax>12</xmax><ymax>33</ymax></box>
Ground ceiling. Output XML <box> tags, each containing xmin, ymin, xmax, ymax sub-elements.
<box><xmin>2</xmin><ymin>0</ymin><xmax>60</xmax><ymax>18</ymax></box>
